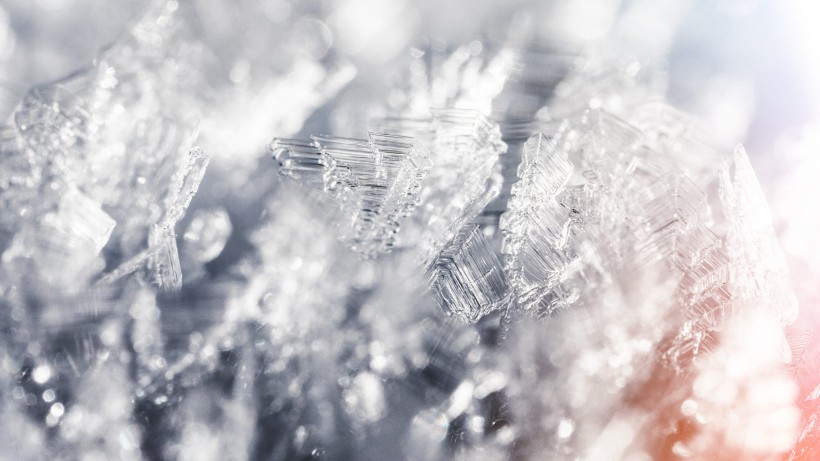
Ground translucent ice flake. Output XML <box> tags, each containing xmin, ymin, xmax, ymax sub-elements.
<box><xmin>431</xmin><ymin>108</ymin><xmax>507</xmax><ymax>166</ymax></box>
<box><xmin>368</xmin><ymin>132</ymin><xmax>431</xmax><ymax>218</ymax></box>
<box><xmin>95</xmin><ymin>231</ymin><xmax>176</xmax><ymax>286</ymax></box>
<box><xmin>720</xmin><ymin>146</ymin><xmax>798</xmax><ymax>324</ymax></box>
<box><xmin>398</xmin><ymin>108</ymin><xmax>507</xmax><ymax>259</ymax></box>
<box><xmin>2</xmin><ymin>187</ymin><xmax>114</xmax><ymax>289</ymax></box>
<box><xmin>271</xmin><ymin>132</ymin><xmax>431</xmax><ymax>258</ymax></box>
<box><xmin>512</xmin><ymin>133</ymin><xmax>574</xmax><ymax>211</ymax></box>
<box><xmin>632</xmin><ymin>173</ymin><xmax>733</xmax><ymax>365</ymax></box>
<box><xmin>675</xmin><ymin>227</ymin><xmax>729</xmax><ymax>299</ymax></box>
<box><xmin>105</xmin><ymin>117</ymin><xmax>200</xmax><ymax>230</ymax></box>
<box><xmin>49</xmin><ymin>188</ymin><xmax>116</xmax><ymax>254</ymax></box>
<box><xmin>95</xmin><ymin>146</ymin><xmax>208</xmax><ymax>290</ymax></box>
<box><xmin>161</xmin><ymin>147</ymin><xmax>210</xmax><ymax>231</ymax></box>
<box><xmin>500</xmin><ymin>134</ymin><xmax>574</xmax><ymax>314</ymax></box>
<box><xmin>542</xmin><ymin>101</ymin><xmax>739</xmax><ymax>365</ymax></box>
<box><xmin>429</xmin><ymin>225</ymin><xmax>510</xmax><ymax>323</ymax></box>
<box><xmin>1</xmin><ymin>3</ymin><xmax>209</xmax><ymax>282</ymax></box>
<box><xmin>271</xmin><ymin>138</ymin><xmax>325</xmax><ymax>188</ymax></box>
<box><xmin>630</xmin><ymin>101</ymin><xmax>726</xmax><ymax>180</ymax></box>
<box><xmin>312</xmin><ymin>135</ymin><xmax>383</xmax><ymax>202</ymax></box>
<box><xmin>548</xmin><ymin>110</ymin><xmax>650</xmax><ymax>213</ymax></box>
<box><xmin>553</xmin><ymin>108</ymin><xmax>645</xmax><ymax>174</ymax></box>
<box><xmin>633</xmin><ymin>173</ymin><xmax>709</xmax><ymax>268</ymax></box>
<box><xmin>149</xmin><ymin>224</ymin><xmax>182</xmax><ymax>291</ymax></box>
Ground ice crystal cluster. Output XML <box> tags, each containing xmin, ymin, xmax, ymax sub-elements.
<box><xmin>0</xmin><ymin>1</ymin><xmax>815</xmax><ymax>460</ymax></box>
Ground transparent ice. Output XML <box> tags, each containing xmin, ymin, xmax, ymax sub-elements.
<box><xmin>0</xmin><ymin>1</ymin><xmax>810</xmax><ymax>460</ymax></box>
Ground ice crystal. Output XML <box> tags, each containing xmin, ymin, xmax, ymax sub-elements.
<box><xmin>720</xmin><ymin>146</ymin><xmax>798</xmax><ymax>324</ymax></box>
<box><xmin>381</xmin><ymin>108</ymin><xmax>508</xmax><ymax>259</ymax></box>
<box><xmin>500</xmin><ymin>133</ymin><xmax>575</xmax><ymax>314</ymax></box>
<box><xmin>272</xmin><ymin>132</ymin><xmax>431</xmax><ymax>257</ymax></box>
<box><xmin>430</xmin><ymin>225</ymin><xmax>510</xmax><ymax>322</ymax></box>
<box><xmin>0</xmin><ymin>2</ymin><xmax>809</xmax><ymax>460</ymax></box>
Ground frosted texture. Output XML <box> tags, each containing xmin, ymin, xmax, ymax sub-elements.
<box><xmin>0</xmin><ymin>2</ymin><xmax>808</xmax><ymax>461</ymax></box>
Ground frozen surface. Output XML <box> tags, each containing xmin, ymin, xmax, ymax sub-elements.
<box><xmin>0</xmin><ymin>1</ymin><xmax>814</xmax><ymax>460</ymax></box>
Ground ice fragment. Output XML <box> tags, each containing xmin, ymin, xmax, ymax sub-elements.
<box><xmin>430</xmin><ymin>225</ymin><xmax>510</xmax><ymax>323</ymax></box>
<box><xmin>271</xmin><ymin>132</ymin><xmax>431</xmax><ymax>257</ymax></box>
<box><xmin>500</xmin><ymin>133</ymin><xmax>575</xmax><ymax>314</ymax></box>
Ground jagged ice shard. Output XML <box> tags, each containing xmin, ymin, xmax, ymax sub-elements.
<box><xmin>500</xmin><ymin>133</ymin><xmax>574</xmax><ymax>314</ymax></box>
<box><xmin>0</xmin><ymin>1</ymin><xmax>816</xmax><ymax>460</ymax></box>
<box><xmin>271</xmin><ymin>131</ymin><xmax>431</xmax><ymax>258</ymax></box>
